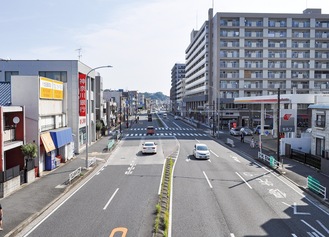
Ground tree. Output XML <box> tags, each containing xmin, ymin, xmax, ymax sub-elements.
<box><xmin>21</xmin><ymin>143</ymin><xmax>37</xmax><ymax>160</ymax></box>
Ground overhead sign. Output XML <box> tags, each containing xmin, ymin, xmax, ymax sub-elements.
<box><xmin>280</xmin><ymin>109</ymin><xmax>296</xmax><ymax>132</ymax></box>
<box><xmin>40</xmin><ymin>77</ymin><xmax>63</xmax><ymax>100</ymax></box>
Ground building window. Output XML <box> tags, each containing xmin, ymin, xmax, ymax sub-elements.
<box><xmin>315</xmin><ymin>113</ymin><xmax>325</xmax><ymax>127</ymax></box>
<box><xmin>39</xmin><ymin>71</ymin><xmax>67</xmax><ymax>82</ymax></box>
<box><xmin>5</xmin><ymin>71</ymin><xmax>19</xmax><ymax>82</ymax></box>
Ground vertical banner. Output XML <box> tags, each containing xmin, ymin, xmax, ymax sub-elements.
<box><xmin>280</xmin><ymin>109</ymin><xmax>296</xmax><ymax>132</ymax></box>
<box><xmin>79</xmin><ymin>73</ymin><xmax>86</xmax><ymax>117</ymax></box>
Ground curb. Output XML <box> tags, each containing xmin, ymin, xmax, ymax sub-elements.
<box><xmin>5</xmin><ymin>165</ymin><xmax>98</xmax><ymax>237</ymax></box>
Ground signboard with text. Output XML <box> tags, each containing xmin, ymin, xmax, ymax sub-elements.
<box><xmin>39</xmin><ymin>77</ymin><xmax>63</xmax><ymax>100</ymax></box>
<box><xmin>79</xmin><ymin>73</ymin><xmax>86</xmax><ymax>117</ymax></box>
<box><xmin>280</xmin><ymin>109</ymin><xmax>296</xmax><ymax>132</ymax></box>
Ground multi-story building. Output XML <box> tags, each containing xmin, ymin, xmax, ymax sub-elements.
<box><xmin>170</xmin><ymin>63</ymin><xmax>185</xmax><ymax>115</ymax></box>
<box><xmin>184</xmin><ymin>8</ymin><xmax>329</xmax><ymax>129</ymax></box>
<box><xmin>0</xmin><ymin>60</ymin><xmax>108</xmax><ymax>154</ymax></box>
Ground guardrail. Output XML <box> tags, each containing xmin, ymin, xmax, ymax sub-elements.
<box><xmin>258</xmin><ymin>152</ymin><xmax>281</xmax><ymax>168</ymax></box>
<box><xmin>226</xmin><ymin>138</ymin><xmax>235</xmax><ymax>147</ymax></box>
<box><xmin>88</xmin><ymin>157</ymin><xmax>96</xmax><ymax>168</ymax></box>
<box><xmin>108</xmin><ymin>139</ymin><xmax>115</xmax><ymax>151</ymax></box>
<box><xmin>307</xmin><ymin>175</ymin><xmax>327</xmax><ymax>200</ymax></box>
<box><xmin>69</xmin><ymin>167</ymin><xmax>82</xmax><ymax>183</ymax></box>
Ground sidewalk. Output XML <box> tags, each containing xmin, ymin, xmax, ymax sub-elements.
<box><xmin>1</xmin><ymin>132</ymin><xmax>118</xmax><ymax>237</ymax></box>
<box><xmin>231</xmin><ymin>133</ymin><xmax>329</xmax><ymax>207</ymax></box>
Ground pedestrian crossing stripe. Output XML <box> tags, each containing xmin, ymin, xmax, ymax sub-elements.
<box><xmin>124</xmin><ymin>133</ymin><xmax>208</xmax><ymax>137</ymax></box>
<box><xmin>129</xmin><ymin>127</ymin><xmax>197</xmax><ymax>131</ymax></box>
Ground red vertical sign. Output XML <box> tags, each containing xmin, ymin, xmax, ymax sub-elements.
<box><xmin>79</xmin><ymin>73</ymin><xmax>86</xmax><ymax>117</ymax></box>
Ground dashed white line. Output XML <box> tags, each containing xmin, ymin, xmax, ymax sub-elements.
<box><xmin>103</xmin><ymin>188</ymin><xmax>119</xmax><ymax>210</ymax></box>
<box><xmin>235</xmin><ymin>172</ymin><xmax>253</xmax><ymax>189</ymax></box>
<box><xmin>203</xmin><ymin>171</ymin><xmax>213</xmax><ymax>189</ymax></box>
<box><xmin>210</xmin><ymin>150</ymin><xmax>219</xmax><ymax>157</ymax></box>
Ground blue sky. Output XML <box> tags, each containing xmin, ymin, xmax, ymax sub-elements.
<box><xmin>1</xmin><ymin>0</ymin><xmax>328</xmax><ymax>95</ymax></box>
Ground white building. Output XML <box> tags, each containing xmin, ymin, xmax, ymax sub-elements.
<box><xmin>11</xmin><ymin>76</ymin><xmax>73</xmax><ymax>176</ymax></box>
<box><xmin>0</xmin><ymin>60</ymin><xmax>107</xmax><ymax>154</ymax></box>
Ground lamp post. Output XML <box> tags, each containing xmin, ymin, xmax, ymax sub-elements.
<box><xmin>85</xmin><ymin>65</ymin><xmax>112</xmax><ymax>169</ymax></box>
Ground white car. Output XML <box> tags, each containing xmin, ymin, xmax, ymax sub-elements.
<box><xmin>193</xmin><ymin>143</ymin><xmax>210</xmax><ymax>159</ymax></box>
<box><xmin>142</xmin><ymin>142</ymin><xmax>157</xmax><ymax>154</ymax></box>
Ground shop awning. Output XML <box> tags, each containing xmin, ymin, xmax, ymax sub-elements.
<box><xmin>50</xmin><ymin>127</ymin><xmax>73</xmax><ymax>148</ymax></box>
<box><xmin>40</xmin><ymin>132</ymin><xmax>56</xmax><ymax>153</ymax></box>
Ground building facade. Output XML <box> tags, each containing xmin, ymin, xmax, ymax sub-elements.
<box><xmin>170</xmin><ymin>63</ymin><xmax>185</xmax><ymax>115</ymax></box>
<box><xmin>183</xmin><ymin>8</ymin><xmax>329</xmax><ymax>129</ymax></box>
<box><xmin>0</xmin><ymin>60</ymin><xmax>106</xmax><ymax>154</ymax></box>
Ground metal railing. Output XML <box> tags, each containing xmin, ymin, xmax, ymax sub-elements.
<box><xmin>69</xmin><ymin>167</ymin><xmax>82</xmax><ymax>183</ymax></box>
<box><xmin>307</xmin><ymin>175</ymin><xmax>327</xmax><ymax>200</ymax></box>
<box><xmin>88</xmin><ymin>157</ymin><xmax>96</xmax><ymax>168</ymax></box>
<box><xmin>258</xmin><ymin>152</ymin><xmax>281</xmax><ymax>168</ymax></box>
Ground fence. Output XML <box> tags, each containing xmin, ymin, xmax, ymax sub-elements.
<box><xmin>69</xmin><ymin>167</ymin><xmax>82</xmax><ymax>183</ymax></box>
<box><xmin>307</xmin><ymin>175</ymin><xmax>327</xmax><ymax>200</ymax></box>
<box><xmin>226</xmin><ymin>138</ymin><xmax>235</xmax><ymax>147</ymax></box>
<box><xmin>258</xmin><ymin>152</ymin><xmax>281</xmax><ymax>168</ymax></box>
<box><xmin>0</xmin><ymin>165</ymin><xmax>20</xmax><ymax>183</ymax></box>
<box><xmin>290</xmin><ymin>149</ymin><xmax>321</xmax><ymax>169</ymax></box>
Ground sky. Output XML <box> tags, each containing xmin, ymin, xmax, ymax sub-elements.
<box><xmin>1</xmin><ymin>0</ymin><xmax>329</xmax><ymax>96</ymax></box>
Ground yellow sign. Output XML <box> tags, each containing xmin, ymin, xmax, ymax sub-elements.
<box><xmin>40</xmin><ymin>77</ymin><xmax>63</xmax><ymax>100</ymax></box>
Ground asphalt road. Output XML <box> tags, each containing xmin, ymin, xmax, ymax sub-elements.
<box><xmin>171</xmin><ymin>123</ymin><xmax>329</xmax><ymax>237</ymax></box>
<box><xmin>15</xmin><ymin>113</ymin><xmax>329</xmax><ymax>237</ymax></box>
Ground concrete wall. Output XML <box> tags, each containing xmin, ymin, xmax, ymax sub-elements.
<box><xmin>2</xmin><ymin>176</ymin><xmax>20</xmax><ymax>198</ymax></box>
<box><xmin>281</xmin><ymin>137</ymin><xmax>311</xmax><ymax>155</ymax></box>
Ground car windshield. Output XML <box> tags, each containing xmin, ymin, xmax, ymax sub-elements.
<box><xmin>144</xmin><ymin>143</ymin><xmax>154</xmax><ymax>146</ymax></box>
<box><xmin>197</xmin><ymin>145</ymin><xmax>208</xmax><ymax>151</ymax></box>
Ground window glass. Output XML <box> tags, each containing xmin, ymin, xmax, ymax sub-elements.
<box><xmin>5</xmin><ymin>71</ymin><xmax>19</xmax><ymax>82</ymax></box>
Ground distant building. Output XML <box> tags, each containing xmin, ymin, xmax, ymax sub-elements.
<box><xmin>170</xmin><ymin>63</ymin><xmax>185</xmax><ymax>115</ymax></box>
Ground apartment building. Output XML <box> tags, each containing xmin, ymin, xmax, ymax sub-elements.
<box><xmin>170</xmin><ymin>63</ymin><xmax>185</xmax><ymax>115</ymax></box>
<box><xmin>183</xmin><ymin>8</ymin><xmax>329</xmax><ymax>128</ymax></box>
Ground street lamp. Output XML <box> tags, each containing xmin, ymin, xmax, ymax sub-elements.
<box><xmin>85</xmin><ymin>65</ymin><xmax>112</xmax><ymax>169</ymax></box>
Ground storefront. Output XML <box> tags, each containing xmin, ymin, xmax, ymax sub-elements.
<box><xmin>50</xmin><ymin>127</ymin><xmax>74</xmax><ymax>163</ymax></box>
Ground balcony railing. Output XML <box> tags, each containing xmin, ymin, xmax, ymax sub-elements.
<box><xmin>3</xmin><ymin>128</ymin><xmax>16</xmax><ymax>142</ymax></box>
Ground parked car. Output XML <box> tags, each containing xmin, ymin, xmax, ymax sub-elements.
<box><xmin>146</xmin><ymin>126</ymin><xmax>155</xmax><ymax>135</ymax></box>
<box><xmin>240</xmin><ymin>127</ymin><xmax>253</xmax><ymax>136</ymax></box>
<box><xmin>254</xmin><ymin>125</ymin><xmax>272</xmax><ymax>134</ymax></box>
<box><xmin>193</xmin><ymin>143</ymin><xmax>210</xmax><ymax>159</ymax></box>
<box><xmin>230</xmin><ymin>127</ymin><xmax>242</xmax><ymax>136</ymax></box>
<box><xmin>142</xmin><ymin>141</ymin><xmax>157</xmax><ymax>154</ymax></box>
<box><xmin>163</xmin><ymin>113</ymin><xmax>167</xmax><ymax>119</ymax></box>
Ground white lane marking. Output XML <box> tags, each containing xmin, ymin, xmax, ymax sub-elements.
<box><xmin>301</xmin><ymin>220</ymin><xmax>325</xmax><ymax>237</ymax></box>
<box><xmin>103</xmin><ymin>188</ymin><xmax>119</xmax><ymax>210</ymax></box>
<box><xmin>291</xmin><ymin>234</ymin><xmax>298</xmax><ymax>237</ymax></box>
<box><xmin>210</xmin><ymin>150</ymin><xmax>219</xmax><ymax>157</ymax></box>
<box><xmin>236</xmin><ymin>172</ymin><xmax>252</xmax><ymax>189</ymax></box>
<box><xmin>203</xmin><ymin>171</ymin><xmax>213</xmax><ymax>189</ymax></box>
<box><xmin>231</xmin><ymin>155</ymin><xmax>241</xmax><ymax>163</ymax></box>
<box><xmin>23</xmin><ymin>162</ymin><xmax>107</xmax><ymax>236</ymax></box>
<box><xmin>269</xmin><ymin>189</ymin><xmax>286</xmax><ymax>198</ymax></box>
<box><xmin>230</xmin><ymin>234</ymin><xmax>235</xmax><ymax>237</ymax></box>
<box><xmin>158</xmin><ymin>158</ymin><xmax>167</xmax><ymax>195</ymax></box>
<box><xmin>293</xmin><ymin>202</ymin><xmax>310</xmax><ymax>215</ymax></box>
<box><xmin>317</xmin><ymin>220</ymin><xmax>329</xmax><ymax>234</ymax></box>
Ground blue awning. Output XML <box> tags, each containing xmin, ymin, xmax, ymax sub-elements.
<box><xmin>50</xmin><ymin>127</ymin><xmax>73</xmax><ymax>148</ymax></box>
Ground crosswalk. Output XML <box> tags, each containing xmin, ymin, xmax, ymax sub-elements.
<box><xmin>125</xmin><ymin>132</ymin><xmax>208</xmax><ymax>137</ymax></box>
<box><xmin>129</xmin><ymin>127</ymin><xmax>197</xmax><ymax>131</ymax></box>
<box><xmin>126</xmin><ymin>127</ymin><xmax>208</xmax><ymax>137</ymax></box>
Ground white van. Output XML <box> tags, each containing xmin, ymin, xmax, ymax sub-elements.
<box><xmin>163</xmin><ymin>113</ymin><xmax>167</xmax><ymax>119</ymax></box>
